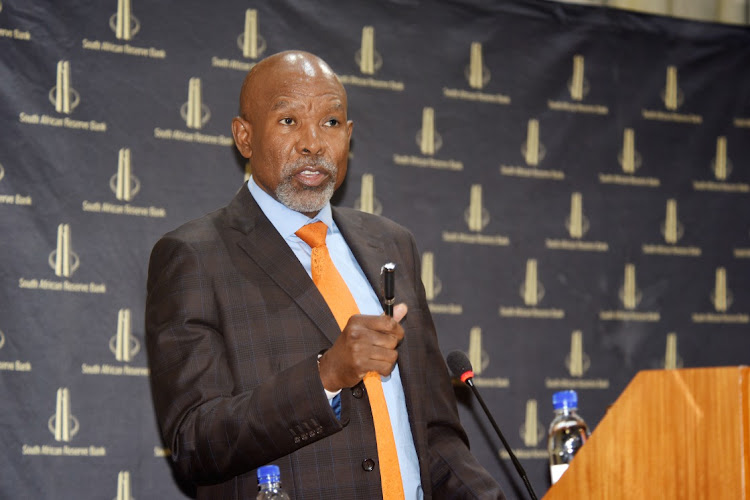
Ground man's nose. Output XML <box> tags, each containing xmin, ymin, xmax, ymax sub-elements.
<box><xmin>297</xmin><ymin>124</ymin><xmax>323</xmax><ymax>155</ymax></box>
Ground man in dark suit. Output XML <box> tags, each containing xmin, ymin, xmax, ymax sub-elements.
<box><xmin>145</xmin><ymin>50</ymin><xmax>505</xmax><ymax>499</ymax></box>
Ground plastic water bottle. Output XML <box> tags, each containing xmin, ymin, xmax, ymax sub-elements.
<box><xmin>547</xmin><ymin>389</ymin><xmax>589</xmax><ymax>485</ymax></box>
<box><xmin>256</xmin><ymin>465</ymin><xmax>291</xmax><ymax>500</ymax></box>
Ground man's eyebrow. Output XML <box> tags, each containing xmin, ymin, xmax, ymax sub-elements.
<box><xmin>270</xmin><ymin>99</ymin><xmax>293</xmax><ymax>111</ymax></box>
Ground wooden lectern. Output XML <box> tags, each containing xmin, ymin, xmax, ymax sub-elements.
<box><xmin>544</xmin><ymin>367</ymin><xmax>750</xmax><ymax>499</ymax></box>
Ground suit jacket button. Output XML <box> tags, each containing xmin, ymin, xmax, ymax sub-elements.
<box><xmin>351</xmin><ymin>385</ymin><xmax>364</xmax><ymax>399</ymax></box>
<box><xmin>362</xmin><ymin>458</ymin><xmax>375</xmax><ymax>471</ymax></box>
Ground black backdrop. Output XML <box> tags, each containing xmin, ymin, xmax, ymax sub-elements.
<box><xmin>1</xmin><ymin>0</ymin><xmax>749</xmax><ymax>497</ymax></box>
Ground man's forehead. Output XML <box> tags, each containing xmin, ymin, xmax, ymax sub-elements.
<box><xmin>240</xmin><ymin>52</ymin><xmax>347</xmax><ymax>116</ymax></box>
<box><xmin>269</xmin><ymin>96</ymin><xmax>345</xmax><ymax>111</ymax></box>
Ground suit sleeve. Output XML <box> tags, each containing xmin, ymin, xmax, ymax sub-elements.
<box><xmin>145</xmin><ymin>234</ymin><xmax>342</xmax><ymax>485</ymax></box>
<box><xmin>402</xmin><ymin>233</ymin><xmax>506</xmax><ymax>499</ymax></box>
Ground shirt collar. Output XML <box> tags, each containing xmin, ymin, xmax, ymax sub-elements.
<box><xmin>247</xmin><ymin>176</ymin><xmax>334</xmax><ymax>238</ymax></box>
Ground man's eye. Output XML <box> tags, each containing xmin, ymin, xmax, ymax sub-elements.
<box><xmin>325</xmin><ymin>119</ymin><xmax>339</xmax><ymax>127</ymax></box>
<box><xmin>280</xmin><ymin>118</ymin><xmax>294</xmax><ymax>125</ymax></box>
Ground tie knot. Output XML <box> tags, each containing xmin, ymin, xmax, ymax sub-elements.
<box><xmin>296</xmin><ymin>221</ymin><xmax>328</xmax><ymax>248</ymax></box>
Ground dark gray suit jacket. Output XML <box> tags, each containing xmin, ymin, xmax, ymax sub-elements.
<box><xmin>145</xmin><ymin>186</ymin><xmax>505</xmax><ymax>499</ymax></box>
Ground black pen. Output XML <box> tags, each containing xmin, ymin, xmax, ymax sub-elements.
<box><xmin>381</xmin><ymin>262</ymin><xmax>396</xmax><ymax>317</ymax></box>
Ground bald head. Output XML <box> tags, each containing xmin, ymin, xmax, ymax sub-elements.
<box><xmin>238</xmin><ymin>50</ymin><xmax>346</xmax><ymax>120</ymax></box>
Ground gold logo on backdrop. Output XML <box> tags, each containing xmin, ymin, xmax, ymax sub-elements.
<box><xmin>568</xmin><ymin>55</ymin><xmax>588</xmax><ymax>101</ymax></box>
<box><xmin>353</xmin><ymin>173</ymin><xmax>382</xmax><ymax>215</ymax></box>
<box><xmin>693</xmin><ymin>137</ymin><xmax>749</xmax><ymax>192</ymax></box>
<box><xmin>546</xmin><ymin>192</ymin><xmax>608</xmax><ymax>251</ymax></box>
<box><xmin>521</xmin><ymin>259</ymin><xmax>543</xmax><ymax>306</ymax></box>
<box><xmin>661</xmin><ymin>198</ymin><xmax>683</xmax><ymax>244</ymax></box>
<box><xmin>465</xmin><ymin>184</ymin><xmax>489</xmax><ymax>232</ymax></box>
<box><xmin>599</xmin><ymin>128</ymin><xmax>659</xmax><ymax>187</ymax></box>
<box><xmin>48</xmin><ymin>61</ymin><xmax>80</xmax><ymax>115</ymax></box>
<box><xmin>521</xmin><ymin>119</ymin><xmax>545</xmax><ymax>166</ymax></box>
<box><xmin>692</xmin><ymin>267</ymin><xmax>749</xmax><ymax>323</ymax></box>
<box><xmin>642</xmin><ymin>65</ymin><xmax>701</xmax><ymax>124</ymax></box>
<box><xmin>501</xmin><ymin>118</ymin><xmax>563</xmax><ymax>178</ymax></box>
<box><xmin>0</xmin><ymin>162</ymin><xmax>4</xmax><ymax>182</ymax></box>
<box><xmin>237</xmin><ymin>9</ymin><xmax>266</xmax><ymax>59</ymax></box>
<box><xmin>566</xmin><ymin>330</ymin><xmax>590</xmax><ymax>377</ymax></box>
<box><xmin>600</xmin><ymin>263</ymin><xmax>659</xmax><ymax>321</ymax></box>
<box><xmin>0</xmin><ymin>1</ymin><xmax>3</xmax><ymax>13</ymax></box>
<box><xmin>501</xmin><ymin>400</ymin><xmax>547</xmax><ymax>459</ymax></box>
<box><xmin>181</xmin><ymin>78</ymin><xmax>210</xmax><ymax>129</ymax></box>
<box><xmin>48</xmin><ymin>388</ymin><xmax>80</xmax><ymax>442</ymax></box>
<box><xmin>416</xmin><ymin>107</ymin><xmax>442</xmax><ymax>156</ymax></box>
<box><xmin>548</xmin><ymin>55</ymin><xmax>608</xmax><ymax>114</ymax></box>
<box><xmin>422</xmin><ymin>252</ymin><xmax>462</xmax><ymax>314</ymax></box>
<box><xmin>619</xmin><ymin>128</ymin><xmax>640</xmax><ymax>175</ymax></box>
<box><xmin>0</xmin><ymin>328</ymin><xmax>5</xmax><ymax>350</ymax></box>
<box><xmin>443</xmin><ymin>42</ymin><xmax>510</xmax><ymax>105</ymax></box>
<box><xmin>465</xmin><ymin>42</ymin><xmax>490</xmax><ymax>89</ymax></box>
<box><xmin>110</xmin><ymin>0</ymin><xmax>140</xmax><ymax>41</ymax></box>
<box><xmin>48</xmin><ymin>224</ymin><xmax>80</xmax><ymax>278</ymax></box>
<box><xmin>393</xmin><ymin>107</ymin><xmax>463</xmax><ymax>170</ymax></box>
<box><xmin>422</xmin><ymin>252</ymin><xmax>441</xmax><ymax>301</ymax></box>
<box><xmin>546</xmin><ymin>330</ymin><xmax>609</xmax><ymax>388</ymax></box>
<box><xmin>443</xmin><ymin>184</ymin><xmax>509</xmax><ymax>245</ymax></box>
<box><xmin>338</xmin><ymin>28</ymin><xmax>403</xmax><ymax>91</ymax></box>
<box><xmin>467</xmin><ymin>326</ymin><xmax>489</xmax><ymax>374</ymax></box>
<box><xmin>712</xmin><ymin>136</ymin><xmax>731</xmax><ymax>181</ymax></box>
<box><xmin>566</xmin><ymin>192</ymin><xmax>588</xmax><ymax>239</ymax></box>
<box><xmin>465</xmin><ymin>327</ymin><xmax>508</xmax><ymax>388</ymax></box>
<box><xmin>642</xmin><ymin>199</ymin><xmax>701</xmax><ymax>256</ymax></box>
<box><xmin>109</xmin><ymin>308</ymin><xmax>140</xmax><ymax>362</ymax></box>
<box><xmin>619</xmin><ymin>263</ymin><xmax>641</xmax><ymax>310</ymax></box>
<box><xmin>520</xmin><ymin>399</ymin><xmax>545</xmax><ymax>447</ymax></box>
<box><xmin>244</xmin><ymin>161</ymin><xmax>252</xmax><ymax>182</ymax></box>
<box><xmin>109</xmin><ymin>148</ymin><xmax>140</xmax><ymax>201</ymax></box>
<box><xmin>115</xmin><ymin>470</ymin><xmax>133</xmax><ymax>500</ymax></box>
<box><xmin>500</xmin><ymin>259</ymin><xmax>564</xmax><ymax>318</ymax></box>
<box><xmin>661</xmin><ymin>66</ymin><xmax>683</xmax><ymax>111</ymax></box>
<box><xmin>711</xmin><ymin>267</ymin><xmax>731</xmax><ymax>312</ymax></box>
<box><xmin>663</xmin><ymin>332</ymin><xmax>682</xmax><ymax>369</ymax></box>
<box><xmin>355</xmin><ymin>26</ymin><xmax>382</xmax><ymax>75</ymax></box>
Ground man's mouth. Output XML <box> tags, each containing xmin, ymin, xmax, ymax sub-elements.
<box><xmin>293</xmin><ymin>167</ymin><xmax>330</xmax><ymax>188</ymax></box>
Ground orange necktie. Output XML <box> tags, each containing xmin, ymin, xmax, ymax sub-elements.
<box><xmin>296</xmin><ymin>221</ymin><xmax>405</xmax><ymax>500</ymax></box>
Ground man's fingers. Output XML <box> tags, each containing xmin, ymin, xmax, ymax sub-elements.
<box><xmin>368</xmin><ymin>345</ymin><xmax>399</xmax><ymax>364</ymax></box>
<box><xmin>363</xmin><ymin>358</ymin><xmax>399</xmax><ymax>378</ymax></box>
<box><xmin>392</xmin><ymin>303</ymin><xmax>407</xmax><ymax>322</ymax></box>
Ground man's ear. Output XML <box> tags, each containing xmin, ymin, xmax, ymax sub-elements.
<box><xmin>232</xmin><ymin>116</ymin><xmax>252</xmax><ymax>158</ymax></box>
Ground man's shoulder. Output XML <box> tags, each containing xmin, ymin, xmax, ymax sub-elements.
<box><xmin>333</xmin><ymin>206</ymin><xmax>413</xmax><ymax>239</ymax></box>
<box><xmin>158</xmin><ymin>186</ymin><xmax>250</xmax><ymax>245</ymax></box>
<box><xmin>160</xmin><ymin>207</ymin><xmax>226</xmax><ymax>244</ymax></box>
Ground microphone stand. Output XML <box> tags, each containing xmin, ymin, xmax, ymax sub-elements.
<box><xmin>465</xmin><ymin>378</ymin><xmax>538</xmax><ymax>500</ymax></box>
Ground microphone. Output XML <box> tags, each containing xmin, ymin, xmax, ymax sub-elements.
<box><xmin>447</xmin><ymin>351</ymin><xmax>538</xmax><ymax>500</ymax></box>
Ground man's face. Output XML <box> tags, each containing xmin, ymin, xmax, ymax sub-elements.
<box><xmin>236</xmin><ymin>60</ymin><xmax>353</xmax><ymax>217</ymax></box>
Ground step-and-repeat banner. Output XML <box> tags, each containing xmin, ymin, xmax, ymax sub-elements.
<box><xmin>1</xmin><ymin>0</ymin><xmax>749</xmax><ymax>497</ymax></box>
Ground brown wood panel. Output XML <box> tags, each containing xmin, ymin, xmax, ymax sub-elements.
<box><xmin>544</xmin><ymin>367</ymin><xmax>749</xmax><ymax>500</ymax></box>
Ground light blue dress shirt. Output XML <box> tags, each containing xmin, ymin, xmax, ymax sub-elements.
<box><xmin>248</xmin><ymin>178</ymin><xmax>423</xmax><ymax>499</ymax></box>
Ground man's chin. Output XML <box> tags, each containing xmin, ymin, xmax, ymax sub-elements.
<box><xmin>276</xmin><ymin>184</ymin><xmax>334</xmax><ymax>215</ymax></box>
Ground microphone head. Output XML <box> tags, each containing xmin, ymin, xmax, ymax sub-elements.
<box><xmin>446</xmin><ymin>350</ymin><xmax>474</xmax><ymax>383</ymax></box>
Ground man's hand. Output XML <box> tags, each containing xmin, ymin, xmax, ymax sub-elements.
<box><xmin>319</xmin><ymin>303</ymin><xmax>407</xmax><ymax>391</ymax></box>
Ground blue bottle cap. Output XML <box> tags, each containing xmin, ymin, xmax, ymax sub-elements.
<box><xmin>552</xmin><ymin>390</ymin><xmax>578</xmax><ymax>411</ymax></box>
<box><xmin>257</xmin><ymin>465</ymin><xmax>281</xmax><ymax>484</ymax></box>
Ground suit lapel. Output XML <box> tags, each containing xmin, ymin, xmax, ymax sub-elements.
<box><xmin>224</xmin><ymin>187</ymin><xmax>342</xmax><ymax>345</ymax></box>
<box><xmin>332</xmin><ymin>207</ymin><xmax>387</xmax><ymax>305</ymax></box>
<box><xmin>333</xmin><ymin>208</ymin><xmax>414</xmax><ymax>387</ymax></box>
